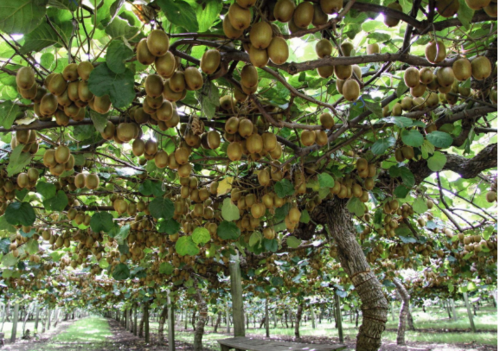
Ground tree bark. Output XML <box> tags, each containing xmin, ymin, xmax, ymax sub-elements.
<box><xmin>335</xmin><ymin>294</ymin><xmax>344</xmax><ymax>343</ymax></box>
<box><xmin>265</xmin><ymin>298</ymin><xmax>270</xmax><ymax>338</ymax></box>
<box><xmin>394</xmin><ymin>279</ymin><xmax>410</xmax><ymax>345</ymax></box>
<box><xmin>11</xmin><ymin>304</ymin><xmax>19</xmax><ymax>343</ymax></box>
<box><xmin>144</xmin><ymin>304</ymin><xmax>150</xmax><ymax>344</ymax></box>
<box><xmin>284</xmin><ymin>309</ymin><xmax>289</xmax><ymax>328</ymax></box>
<box><xmin>214</xmin><ymin>311</ymin><xmax>221</xmax><ymax>333</ymax></box>
<box><xmin>314</xmin><ymin>198</ymin><xmax>388</xmax><ymax>350</ymax></box>
<box><xmin>192</xmin><ymin>284</ymin><xmax>208</xmax><ymax>351</ymax></box>
<box><xmin>463</xmin><ymin>292</ymin><xmax>476</xmax><ymax>333</ymax></box>
<box><xmin>294</xmin><ymin>302</ymin><xmax>303</xmax><ymax>340</ymax></box>
<box><xmin>158</xmin><ymin>305</ymin><xmax>168</xmax><ymax>341</ymax></box>
<box><xmin>139</xmin><ymin>306</ymin><xmax>145</xmax><ymax>338</ymax></box>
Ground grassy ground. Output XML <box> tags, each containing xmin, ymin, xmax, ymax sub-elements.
<box><xmin>1</xmin><ymin>321</ymin><xmax>37</xmax><ymax>341</ymax></box>
<box><xmin>50</xmin><ymin>317</ymin><xmax>112</xmax><ymax>343</ymax></box>
<box><xmin>152</xmin><ymin>303</ymin><xmax>497</xmax><ymax>350</ymax></box>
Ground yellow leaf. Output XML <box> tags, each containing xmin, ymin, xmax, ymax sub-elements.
<box><xmin>217</xmin><ymin>177</ymin><xmax>233</xmax><ymax>196</ymax></box>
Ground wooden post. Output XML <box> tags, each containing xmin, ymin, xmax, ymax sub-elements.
<box><xmin>225</xmin><ymin>302</ymin><xmax>230</xmax><ymax>333</ymax></box>
<box><xmin>311</xmin><ymin>305</ymin><xmax>316</xmax><ymax>329</ymax></box>
<box><xmin>265</xmin><ymin>298</ymin><xmax>269</xmax><ymax>338</ymax></box>
<box><xmin>273</xmin><ymin>309</ymin><xmax>277</xmax><ymax>329</ymax></box>
<box><xmin>47</xmin><ymin>309</ymin><xmax>51</xmax><ymax>331</ymax></box>
<box><xmin>463</xmin><ymin>292</ymin><xmax>476</xmax><ymax>333</ymax></box>
<box><xmin>11</xmin><ymin>303</ymin><xmax>19</xmax><ymax>343</ymax></box>
<box><xmin>34</xmin><ymin>304</ymin><xmax>40</xmax><ymax>333</ymax></box>
<box><xmin>229</xmin><ymin>253</ymin><xmax>245</xmax><ymax>337</ymax></box>
<box><xmin>450</xmin><ymin>299</ymin><xmax>457</xmax><ymax>321</ymax></box>
<box><xmin>335</xmin><ymin>294</ymin><xmax>344</xmax><ymax>343</ymax></box>
<box><xmin>167</xmin><ymin>290</ymin><xmax>175</xmax><ymax>351</ymax></box>
<box><xmin>133</xmin><ymin>305</ymin><xmax>138</xmax><ymax>336</ymax></box>
<box><xmin>391</xmin><ymin>301</ymin><xmax>395</xmax><ymax>321</ymax></box>
<box><xmin>144</xmin><ymin>303</ymin><xmax>150</xmax><ymax>343</ymax></box>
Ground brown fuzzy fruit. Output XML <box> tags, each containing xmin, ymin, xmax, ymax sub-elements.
<box><xmin>293</xmin><ymin>2</ymin><xmax>314</xmax><ymax>28</ymax></box>
<box><xmin>425</xmin><ymin>41</ymin><xmax>447</xmax><ymax>63</ymax></box>
<box><xmin>16</xmin><ymin>67</ymin><xmax>36</xmax><ymax>90</ymax></box>
<box><xmin>384</xmin><ymin>2</ymin><xmax>403</xmax><ymax>27</ymax></box>
<box><xmin>147</xmin><ymin>29</ymin><xmax>170</xmax><ymax>57</ymax></box>
<box><xmin>471</xmin><ymin>56</ymin><xmax>492</xmax><ymax>80</ymax></box>
<box><xmin>274</xmin><ymin>0</ymin><xmax>295</xmax><ymax>23</ymax></box>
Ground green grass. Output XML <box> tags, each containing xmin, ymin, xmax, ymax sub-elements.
<box><xmin>50</xmin><ymin>317</ymin><xmax>112</xmax><ymax>343</ymax></box>
<box><xmin>1</xmin><ymin>321</ymin><xmax>37</xmax><ymax>341</ymax></box>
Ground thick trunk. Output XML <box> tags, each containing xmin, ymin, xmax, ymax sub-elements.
<box><xmin>284</xmin><ymin>310</ymin><xmax>289</xmax><ymax>328</ymax></box>
<box><xmin>320</xmin><ymin>199</ymin><xmax>388</xmax><ymax>350</ymax></box>
<box><xmin>139</xmin><ymin>306</ymin><xmax>145</xmax><ymax>338</ymax></box>
<box><xmin>294</xmin><ymin>303</ymin><xmax>303</xmax><ymax>340</ymax></box>
<box><xmin>191</xmin><ymin>310</ymin><xmax>196</xmax><ymax>330</ymax></box>
<box><xmin>407</xmin><ymin>307</ymin><xmax>415</xmax><ymax>331</ymax></box>
<box><xmin>214</xmin><ymin>312</ymin><xmax>221</xmax><ymax>333</ymax></box>
<box><xmin>11</xmin><ymin>304</ymin><xmax>19</xmax><ymax>343</ymax></box>
<box><xmin>193</xmin><ymin>285</ymin><xmax>208</xmax><ymax>351</ymax></box>
<box><xmin>265</xmin><ymin>298</ymin><xmax>270</xmax><ymax>338</ymax></box>
<box><xmin>158</xmin><ymin>305</ymin><xmax>168</xmax><ymax>341</ymax></box>
<box><xmin>394</xmin><ymin>279</ymin><xmax>409</xmax><ymax>345</ymax></box>
<box><xmin>144</xmin><ymin>304</ymin><xmax>150</xmax><ymax>344</ymax></box>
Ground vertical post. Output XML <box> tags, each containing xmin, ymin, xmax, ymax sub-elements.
<box><xmin>273</xmin><ymin>309</ymin><xmax>277</xmax><ymax>329</ymax></box>
<box><xmin>167</xmin><ymin>290</ymin><xmax>175</xmax><ymax>351</ymax></box>
<box><xmin>311</xmin><ymin>305</ymin><xmax>316</xmax><ymax>329</ymax></box>
<box><xmin>225</xmin><ymin>302</ymin><xmax>230</xmax><ymax>333</ymax></box>
<box><xmin>47</xmin><ymin>309</ymin><xmax>51</xmax><ymax>331</ymax></box>
<box><xmin>391</xmin><ymin>301</ymin><xmax>395</xmax><ymax>321</ymax></box>
<box><xmin>463</xmin><ymin>292</ymin><xmax>476</xmax><ymax>333</ymax></box>
<box><xmin>133</xmin><ymin>305</ymin><xmax>138</xmax><ymax>336</ymax></box>
<box><xmin>11</xmin><ymin>303</ymin><xmax>19</xmax><ymax>343</ymax></box>
<box><xmin>335</xmin><ymin>294</ymin><xmax>344</xmax><ymax>343</ymax></box>
<box><xmin>450</xmin><ymin>299</ymin><xmax>457</xmax><ymax>321</ymax></box>
<box><xmin>144</xmin><ymin>304</ymin><xmax>150</xmax><ymax>344</ymax></box>
<box><xmin>265</xmin><ymin>298</ymin><xmax>269</xmax><ymax>338</ymax></box>
<box><xmin>34</xmin><ymin>304</ymin><xmax>40</xmax><ymax>332</ymax></box>
<box><xmin>229</xmin><ymin>253</ymin><xmax>245</xmax><ymax>337</ymax></box>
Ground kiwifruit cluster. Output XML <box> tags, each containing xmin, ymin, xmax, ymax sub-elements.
<box><xmin>10</xmin><ymin>129</ymin><xmax>39</xmax><ymax>155</ymax></box>
<box><xmin>42</xmin><ymin>144</ymin><xmax>75</xmax><ymax>176</ymax></box>
<box><xmin>434</xmin><ymin>0</ymin><xmax>497</xmax><ymax>18</ymax></box>
<box><xmin>486</xmin><ymin>181</ymin><xmax>497</xmax><ymax>203</ymax></box>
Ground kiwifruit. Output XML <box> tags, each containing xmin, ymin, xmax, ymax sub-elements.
<box><xmin>274</xmin><ymin>0</ymin><xmax>295</xmax><ymax>22</ymax></box>
<box><xmin>116</xmin><ymin>122</ymin><xmax>136</xmax><ymax>142</ymax></box>
<box><xmin>174</xmin><ymin>146</ymin><xmax>191</xmax><ymax>165</ymax></box>
<box><xmin>320</xmin><ymin>0</ymin><xmax>343</xmax><ymax>13</ymax></box>
<box><xmin>419</xmin><ymin>68</ymin><xmax>434</xmax><ymax>85</ymax></box>
<box><xmin>249</xmin><ymin>45</ymin><xmax>269</xmax><ymax>68</ymax></box>
<box><xmin>459</xmin><ymin>84</ymin><xmax>471</xmax><ymax>97</ymax></box>
<box><xmin>155</xmin><ymin>51</ymin><xmax>176</xmax><ymax>78</ymax></box>
<box><xmin>223</xmin><ymin>14</ymin><xmax>244</xmax><ymax>39</ymax></box>
<box><xmin>154</xmin><ymin>150</ymin><xmax>169</xmax><ymax>169</ymax></box>
<box><xmin>269</xmin><ymin>143</ymin><xmax>282</xmax><ymax>159</ymax></box>
<box><xmin>267</xmin><ymin>37</ymin><xmax>289</xmax><ymax>65</ymax></box>
<box><xmin>144</xmin><ymin>139</ymin><xmax>158</xmax><ymax>156</ymax></box>
<box><xmin>484</xmin><ymin>2</ymin><xmax>497</xmax><ymax>17</ymax></box>
<box><xmin>130</xmin><ymin>138</ymin><xmax>145</xmax><ymax>157</ymax></box>
<box><xmin>78</xmin><ymin>80</ymin><xmax>93</xmax><ymax>102</ymax></box>
<box><xmin>19</xmin><ymin>83</ymin><xmax>38</xmax><ymax>100</ymax></box>
<box><xmin>238</xmin><ymin>118</ymin><xmax>254</xmax><ymax>138</ymax></box>
<box><xmin>62</xmin><ymin>63</ymin><xmax>78</xmax><ymax>82</ymax></box>
<box><xmin>471</xmin><ymin>56</ymin><xmax>492</xmax><ymax>80</ymax></box>
<box><xmin>412</xmin><ymin>96</ymin><xmax>426</xmax><ymax>110</ymax></box>
<box><xmin>43</xmin><ymin>149</ymin><xmax>57</xmax><ymax>167</ymax></box>
<box><xmin>438</xmin><ymin>84</ymin><xmax>452</xmax><ymax>94</ymax></box>
<box><xmin>16</xmin><ymin>67</ymin><xmax>36</xmax><ymax>90</ymax></box>
<box><xmin>288</xmin><ymin>18</ymin><xmax>301</xmax><ymax>34</ymax></box>
<box><xmin>262</xmin><ymin>132</ymin><xmax>277</xmax><ymax>152</ymax></box>
<box><xmin>316</xmin><ymin>39</ymin><xmax>333</xmax><ymax>58</ymax></box>
<box><xmin>40</xmin><ymin>93</ymin><xmax>58</xmax><ymax>116</ymax></box>
<box><xmin>64</xmin><ymin>154</ymin><xmax>75</xmax><ymax>171</ymax></box>
<box><xmin>465</xmin><ymin>0</ymin><xmax>491</xmax><ymax>10</ymax></box>
<box><xmin>200</xmin><ymin>49</ymin><xmax>221</xmax><ymax>75</ymax></box>
<box><xmin>335</xmin><ymin>79</ymin><xmax>345</xmax><ymax>94</ymax></box>
<box><xmin>163</xmin><ymin>80</ymin><xmax>184</xmax><ymax>101</ymax></box>
<box><xmin>293</xmin><ymin>2</ymin><xmax>314</xmax><ymax>28</ymax></box>
<box><xmin>64</xmin><ymin>103</ymin><xmax>80</xmax><ymax>118</ymax></box>
<box><xmin>65</xmin><ymin>82</ymin><xmax>78</xmax><ymax>102</ymax></box>
<box><xmin>155</xmin><ymin>101</ymin><xmax>172</xmax><ymax>122</ymax></box>
<box><xmin>228</xmin><ymin>3</ymin><xmax>252</xmax><ymax>30</ymax></box>
<box><xmin>78</xmin><ymin>62</ymin><xmax>94</xmax><ymax>80</ymax></box>
<box><xmin>225</xmin><ymin>117</ymin><xmax>240</xmax><ymax>134</ymax></box>
<box><xmin>56</xmin><ymin>89</ymin><xmax>72</xmax><ymax>107</ymax></box>
<box><xmin>27</xmin><ymin>168</ymin><xmax>39</xmax><ymax>183</ymax></box>
<box><xmin>184</xmin><ymin>67</ymin><xmax>203</xmax><ymax>91</ymax></box>
<box><xmin>100</xmin><ymin>121</ymin><xmax>116</xmax><ymax>140</ymax></box>
<box><xmin>227</xmin><ymin>141</ymin><xmax>243</xmax><ymax>161</ymax></box>
<box><xmin>258</xmin><ymin>168</ymin><xmax>271</xmax><ymax>186</ymax></box>
<box><xmin>436</xmin><ymin>67</ymin><xmax>455</xmax><ymax>87</ymax></box>
<box><xmin>32</xmin><ymin>86</ymin><xmax>46</xmax><ymax>103</ymax></box>
<box><xmin>490</xmin><ymin>88</ymin><xmax>497</xmax><ymax>104</ymax></box>
<box><xmin>401</xmin><ymin>145</ymin><xmax>414</xmax><ymax>160</ymax></box>
<box><xmin>16</xmin><ymin>130</ymin><xmax>31</xmax><ymax>144</ymax></box>
<box><xmin>352</xmin><ymin>65</ymin><xmax>362</xmax><ymax>80</ymax></box>
<box><xmin>137</xmin><ymin>38</ymin><xmax>156</xmax><ymax>65</ymax></box>
<box><xmin>246</xmin><ymin>133</ymin><xmax>263</xmax><ymax>154</ymax></box>
<box><xmin>166</xmin><ymin>108</ymin><xmax>180</xmax><ymax>127</ymax></box>
<box><xmin>241</xmin><ymin>64</ymin><xmax>259</xmax><ymax>88</ymax></box>
<box><xmin>401</xmin><ymin>96</ymin><xmax>413</xmax><ymax>110</ymax></box>
<box><xmin>250</xmin><ymin>22</ymin><xmax>273</xmax><ymax>49</ymax></box>
<box><xmin>315</xmin><ymin>130</ymin><xmax>328</xmax><ymax>146</ymax></box>
<box><xmin>319</xmin><ymin>112</ymin><xmax>334</xmax><ymax>129</ymax></box>
<box><xmin>427</xmin><ymin>92</ymin><xmax>439</xmax><ymax>107</ymax></box>
<box><xmin>384</xmin><ymin>2</ymin><xmax>403</xmax><ymax>27</ymax></box>
<box><xmin>342</xmin><ymin>79</ymin><xmax>360</xmax><ymax>102</ymax></box>
<box><xmin>47</xmin><ymin>73</ymin><xmax>67</xmax><ymax>97</ymax></box>
<box><xmin>425</xmin><ymin>41</ymin><xmax>446</xmax><ymax>63</ymax></box>
<box><xmin>144</xmin><ymin>74</ymin><xmax>163</xmax><ymax>98</ymax></box>
<box><xmin>301</xmin><ymin>130</ymin><xmax>316</xmax><ymax>146</ymax></box>
<box><xmin>452</xmin><ymin>57</ymin><xmax>472</xmax><ymax>81</ymax></box>
<box><xmin>436</xmin><ymin>0</ymin><xmax>459</xmax><ymax>17</ymax></box>
<box><xmin>367</xmin><ymin>43</ymin><xmax>380</xmax><ymax>55</ymax></box>
<box><xmin>55</xmin><ymin>145</ymin><xmax>70</xmax><ymax>164</ymax></box>
<box><xmin>335</xmin><ymin>65</ymin><xmax>352</xmax><ymax>80</ymax></box>
<box><xmin>93</xmin><ymin>95</ymin><xmax>112</xmax><ymax>114</ymax></box>
<box><xmin>236</xmin><ymin>0</ymin><xmax>256</xmax><ymax>8</ymax></box>
<box><xmin>169</xmin><ymin>71</ymin><xmax>186</xmax><ymax>93</ymax></box>
<box><xmin>486</xmin><ymin>190</ymin><xmax>497</xmax><ymax>202</ymax></box>
<box><xmin>206</xmin><ymin>130</ymin><xmax>221</xmax><ymax>149</ymax></box>
<box><xmin>147</xmin><ymin>29</ymin><xmax>170</xmax><ymax>57</ymax></box>
<box><xmin>404</xmin><ymin>67</ymin><xmax>420</xmax><ymax>88</ymax></box>
<box><xmin>410</xmin><ymin>83</ymin><xmax>426</xmax><ymax>98</ymax></box>
<box><xmin>312</xmin><ymin>3</ymin><xmax>328</xmax><ymax>26</ymax></box>
<box><xmin>341</xmin><ymin>41</ymin><xmax>354</xmax><ymax>56</ymax></box>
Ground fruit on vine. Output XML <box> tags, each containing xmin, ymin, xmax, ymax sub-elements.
<box><xmin>116</xmin><ymin>123</ymin><xmax>136</xmax><ymax>142</ymax></box>
<box><xmin>436</xmin><ymin>0</ymin><xmax>459</xmax><ymax>17</ymax></box>
<box><xmin>471</xmin><ymin>56</ymin><xmax>492</xmax><ymax>80</ymax></box>
<box><xmin>85</xmin><ymin>174</ymin><xmax>99</xmax><ymax>190</ymax></box>
<box><xmin>452</xmin><ymin>57</ymin><xmax>472</xmax><ymax>81</ymax></box>
<box><xmin>465</xmin><ymin>0</ymin><xmax>491</xmax><ymax>10</ymax></box>
<box><xmin>223</xmin><ymin>15</ymin><xmax>244</xmax><ymax>39</ymax></box>
<box><xmin>155</xmin><ymin>51</ymin><xmax>176</xmax><ymax>78</ymax></box>
<box><xmin>342</xmin><ymin>78</ymin><xmax>360</xmax><ymax>102</ymax></box>
<box><xmin>425</xmin><ymin>41</ymin><xmax>447</xmax><ymax>63</ymax></box>
<box><xmin>268</xmin><ymin>37</ymin><xmax>289</xmax><ymax>65</ymax></box>
<box><xmin>200</xmin><ymin>49</ymin><xmax>221</xmax><ymax>75</ymax></box>
<box><xmin>367</xmin><ymin>43</ymin><xmax>380</xmax><ymax>55</ymax></box>
<box><xmin>319</xmin><ymin>112</ymin><xmax>334</xmax><ymax>129</ymax></box>
<box><xmin>40</xmin><ymin>93</ymin><xmax>58</xmax><ymax>116</ymax></box>
<box><xmin>16</xmin><ymin>67</ymin><xmax>35</xmax><ymax>90</ymax></box>
<box><xmin>250</xmin><ymin>22</ymin><xmax>273</xmax><ymax>49</ymax></box>
<box><xmin>78</xmin><ymin>61</ymin><xmax>94</xmax><ymax>80</ymax></box>
<box><xmin>419</xmin><ymin>67</ymin><xmax>434</xmax><ymax>84</ymax></box>
<box><xmin>318</xmin><ymin>65</ymin><xmax>334</xmax><ymax>78</ymax></box>
<box><xmin>301</xmin><ymin>130</ymin><xmax>316</xmax><ymax>146</ymax></box>
<box><xmin>274</xmin><ymin>0</ymin><xmax>295</xmax><ymax>22</ymax></box>
<box><xmin>404</xmin><ymin>67</ymin><xmax>420</xmax><ymax>88</ymax></box>
<box><xmin>484</xmin><ymin>2</ymin><xmax>497</xmax><ymax>17</ymax></box>
<box><xmin>94</xmin><ymin>95</ymin><xmax>112</xmax><ymax>114</ymax></box>
<box><xmin>169</xmin><ymin>71</ymin><xmax>186</xmax><ymax>92</ymax></box>
<box><xmin>145</xmin><ymin>74</ymin><xmax>164</xmax><ymax>98</ymax></box>
<box><xmin>241</xmin><ymin>64</ymin><xmax>258</xmax><ymax>88</ymax></box>
<box><xmin>137</xmin><ymin>38</ymin><xmax>156</xmax><ymax>65</ymax></box>
<box><xmin>228</xmin><ymin>3</ymin><xmax>252</xmax><ymax>30</ymax></box>
<box><xmin>227</xmin><ymin>142</ymin><xmax>243</xmax><ymax>161</ymax></box>
<box><xmin>320</xmin><ymin>0</ymin><xmax>343</xmax><ymax>14</ymax></box>
<box><xmin>384</xmin><ymin>2</ymin><xmax>403</xmax><ymax>27</ymax></box>
<box><xmin>249</xmin><ymin>45</ymin><xmax>269</xmax><ymax>68</ymax></box>
<box><xmin>486</xmin><ymin>190</ymin><xmax>497</xmax><ymax>202</ymax></box>
<box><xmin>62</xmin><ymin>63</ymin><xmax>79</xmax><ymax>82</ymax></box>
<box><xmin>293</xmin><ymin>2</ymin><xmax>314</xmax><ymax>28</ymax></box>
<box><xmin>341</xmin><ymin>41</ymin><xmax>354</xmax><ymax>57</ymax></box>
<box><xmin>335</xmin><ymin>65</ymin><xmax>352</xmax><ymax>80</ymax></box>
<box><xmin>436</xmin><ymin>67</ymin><xmax>455</xmax><ymax>87</ymax></box>
<box><xmin>184</xmin><ymin>67</ymin><xmax>203</xmax><ymax>91</ymax></box>
<box><xmin>236</xmin><ymin>0</ymin><xmax>256</xmax><ymax>8</ymax></box>
<box><xmin>147</xmin><ymin>29</ymin><xmax>170</xmax><ymax>57</ymax></box>
<box><xmin>312</xmin><ymin>3</ymin><xmax>328</xmax><ymax>26</ymax></box>
<box><xmin>316</xmin><ymin>39</ymin><xmax>333</xmax><ymax>58</ymax></box>
<box><xmin>55</xmin><ymin>145</ymin><xmax>70</xmax><ymax>164</ymax></box>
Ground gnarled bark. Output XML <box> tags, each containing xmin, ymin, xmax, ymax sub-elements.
<box><xmin>394</xmin><ymin>278</ymin><xmax>410</xmax><ymax>345</ymax></box>
<box><xmin>158</xmin><ymin>305</ymin><xmax>168</xmax><ymax>341</ymax></box>
<box><xmin>294</xmin><ymin>302</ymin><xmax>303</xmax><ymax>340</ymax></box>
<box><xmin>192</xmin><ymin>284</ymin><xmax>208</xmax><ymax>351</ymax></box>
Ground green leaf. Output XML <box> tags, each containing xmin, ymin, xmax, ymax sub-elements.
<box><xmin>0</xmin><ymin>238</ymin><xmax>10</xmax><ymax>254</ymax></box>
<box><xmin>318</xmin><ymin>173</ymin><xmax>335</xmax><ymax>188</ymax></box>
<box><xmin>221</xmin><ymin>198</ymin><xmax>240</xmax><ymax>222</ymax></box>
<box><xmin>426</xmin><ymin>131</ymin><xmax>453</xmax><ymax>149</ymax></box>
<box><xmin>427</xmin><ymin>151</ymin><xmax>447</xmax><ymax>171</ymax></box>
<box><xmin>457</xmin><ymin>0</ymin><xmax>474</xmax><ymax>30</ymax></box>
<box><xmin>192</xmin><ymin>227</ymin><xmax>210</xmax><ymax>245</ymax></box>
<box><xmin>175</xmin><ymin>236</ymin><xmax>200</xmax><ymax>256</ymax></box>
<box><xmin>158</xmin><ymin>218</ymin><xmax>180</xmax><ymax>235</ymax></box>
<box><xmin>7</xmin><ymin>144</ymin><xmax>33</xmax><ymax>177</ymax></box>
<box><xmin>48</xmin><ymin>0</ymin><xmax>78</xmax><ymax>11</ymax></box>
<box><xmin>346</xmin><ymin>197</ymin><xmax>365</xmax><ymax>217</ymax></box>
<box><xmin>196</xmin><ymin>80</ymin><xmax>219</xmax><ymax>120</ymax></box>
<box><xmin>43</xmin><ymin>190</ymin><xmax>68</xmax><ymax>211</ymax></box>
<box><xmin>249</xmin><ymin>231</ymin><xmax>262</xmax><ymax>247</ymax></box>
<box><xmin>263</xmin><ymin>238</ymin><xmax>278</xmax><ymax>252</ymax></box>
<box><xmin>217</xmin><ymin>220</ymin><xmax>241</xmax><ymax>240</ymax></box>
<box><xmin>90</xmin><ymin>212</ymin><xmax>114</xmax><ymax>233</ymax></box>
<box><xmin>274</xmin><ymin>179</ymin><xmax>295</xmax><ymax>198</ymax></box>
<box><xmin>26</xmin><ymin>239</ymin><xmax>38</xmax><ymax>255</ymax></box>
<box><xmin>105</xmin><ymin>17</ymin><xmax>139</xmax><ymax>39</ymax></box>
<box><xmin>112</xmin><ymin>263</ymin><xmax>130</xmax><ymax>280</ymax></box>
<box><xmin>300</xmin><ymin>210</ymin><xmax>310</xmax><ymax>223</ymax></box>
<box><xmin>157</xmin><ymin>0</ymin><xmax>199</xmax><ymax>32</ymax></box>
<box><xmin>105</xmin><ymin>39</ymin><xmax>134</xmax><ymax>74</ymax></box>
<box><xmin>149</xmin><ymin>197</ymin><xmax>174</xmax><ymax>220</ymax></box>
<box><xmin>109</xmin><ymin>224</ymin><xmax>130</xmax><ymax>243</ymax></box>
<box><xmin>2</xmin><ymin>252</ymin><xmax>17</xmax><ymax>267</ymax></box>
<box><xmin>0</xmin><ymin>101</ymin><xmax>22</xmax><ymax>129</ymax></box>
<box><xmin>196</xmin><ymin>0</ymin><xmax>222</xmax><ymax>32</ymax></box>
<box><xmin>271</xmin><ymin>276</ymin><xmax>284</xmax><ymax>287</ymax></box>
<box><xmin>399</xmin><ymin>167</ymin><xmax>415</xmax><ymax>187</ymax></box>
<box><xmin>274</xmin><ymin>203</ymin><xmax>290</xmax><ymax>223</ymax></box>
<box><xmin>36</xmin><ymin>181</ymin><xmax>56</xmax><ymax>199</ymax></box>
<box><xmin>5</xmin><ymin>202</ymin><xmax>35</xmax><ymax>226</ymax></box>
<box><xmin>159</xmin><ymin>262</ymin><xmax>174</xmax><ymax>275</ymax></box>
<box><xmin>413</xmin><ymin>197</ymin><xmax>428</xmax><ymax>214</ymax></box>
<box><xmin>286</xmin><ymin>236</ymin><xmax>301</xmax><ymax>248</ymax></box>
<box><xmin>421</xmin><ymin>139</ymin><xmax>435</xmax><ymax>159</ymax></box>
<box><xmin>0</xmin><ymin>0</ymin><xmax>48</xmax><ymax>35</ymax></box>
<box><xmin>139</xmin><ymin>180</ymin><xmax>164</xmax><ymax>197</ymax></box>
<box><xmin>20</xmin><ymin>21</ymin><xmax>72</xmax><ymax>54</ymax></box>
<box><xmin>382</xmin><ymin>116</ymin><xmax>413</xmax><ymax>128</ymax></box>
<box><xmin>99</xmin><ymin>258</ymin><xmax>109</xmax><ymax>269</ymax></box>
<box><xmin>88</xmin><ymin>64</ymin><xmax>136</xmax><ymax>108</ymax></box>
<box><xmin>396</xmin><ymin>80</ymin><xmax>408</xmax><ymax>97</ymax></box>
<box><xmin>371</xmin><ymin>137</ymin><xmax>395</xmax><ymax>155</ymax></box>
<box><xmin>90</xmin><ymin>110</ymin><xmax>108</xmax><ymax>133</ymax></box>
<box><xmin>394</xmin><ymin>185</ymin><xmax>410</xmax><ymax>198</ymax></box>
<box><xmin>401</xmin><ymin>129</ymin><xmax>424</xmax><ymax>147</ymax></box>
<box><xmin>0</xmin><ymin>215</ymin><xmax>16</xmax><ymax>233</ymax></box>
<box><xmin>363</xmin><ymin>97</ymin><xmax>383</xmax><ymax>118</ymax></box>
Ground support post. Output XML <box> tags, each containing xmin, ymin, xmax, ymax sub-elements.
<box><xmin>11</xmin><ymin>303</ymin><xmax>19</xmax><ymax>343</ymax></box>
<box><xmin>311</xmin><ymin>305</ymin><xmax>316</xmax><ymax>329</ymax></box>
<box><xmin>450</xmin><ymin>299</ymin><xmax>457</xmax><ymax>321</ymax></box>
<box><xmin>463</xmin><ymin>292</ymin><xmax>476</xmax><ymax>333</ymax></box>
<box><xmin>335</xmin><ymin>294</ymin><xmax>344</xmax><ymax>343</ymax></box>
<box><xmin>34</xmin><ymin>304</ymin><xmax>40</xmax><ymax>333</ymax></box>
<box><xmin>265</xmin><ymin>298</ymin><xmax>269</xmax><ymax>338</ymax></box>
<box><xmin>229</xmin><ymin>253</ymin><xmax>245</xmax><ymax>337</ymax></box>
<box><xmin>167</xmin><ymin>290</ymin><xmax>175</xmax><ymax>351</ymax></box>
